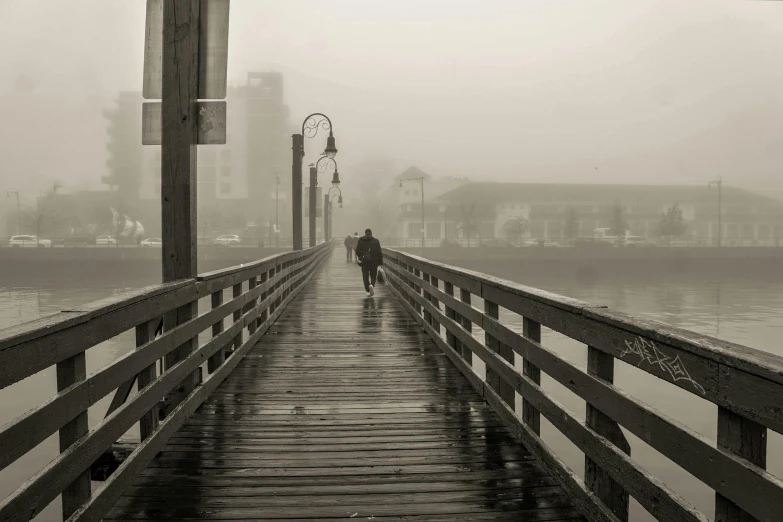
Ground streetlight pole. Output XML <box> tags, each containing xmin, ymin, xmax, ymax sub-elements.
<box><xmin>292</xmin><ymin>113</ymin><xmax>338</xmax><ymax>250</ymax></box>
<box><xmin>309</xmin><ymin>156</ymin><xmax>340</xmax><ymax>247</ymax></box>
<box><xmin>399</xmin><ymin>177</ymin><xmax>425</xmax><ymax>248</ymax></box>
<box><xmin>275</xmin><ymin>173</ymin><xmax>279</xmax><ymax>248</ymax></box>
<box><xmin>709</xmin><ymin>178</ymin><xmax>722</xmax><ymax>247</ymax></box>
<box><xmin>328</xmin><ymin>187</ymin><xmax>342</xmax><ymax>244</ymax></box>
<box><xmin>6</xmin><ymin>191</ymin><xmax>20</xmax><ymax>235</ymax></box>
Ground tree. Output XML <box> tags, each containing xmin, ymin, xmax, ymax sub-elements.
<box><xmin>457</xmin><ymin>203</ymin><xmax>479</xmax><ymax>243</ymax></box>
<box><xmin>502</xmin><ymin>217</ymin><xmax>528</xmax><ymax>244</ymax></box>
<box><xmin>610</xmin><ymin>203</ymin><xmax>628</xmax><ymax>237</ymax></box>
<box><xmin>564</xmin><ymin>208</ymin><xmax>579</xmax><ymax>245</ymax></box>
<box><xmin>658</xmin><ymin>203</ymin><xmax>687</xmax><ymax>246</ymax></box>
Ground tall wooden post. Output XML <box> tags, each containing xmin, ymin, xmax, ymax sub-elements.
<box><xmin>309</xmin><ymin>165</ymin><xmax>317</xmax><ymax>247</ymax></box>
<box><xmin>292</xmin><ymin>134</ymin><xmax>303</xmax><ymax>250</ymax></box>
<box><xmin>161</xmin><ymin>0</ymin><xmax>199</xmax><ymax>410</ymax></box>
<box><xmin>323</xmin><ymin>194</ymin><xmax>329</xmax><ymax>242</ymax></box>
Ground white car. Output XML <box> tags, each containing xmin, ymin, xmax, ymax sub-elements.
<box><xmin>95</xmin><ymin>235</ymin><xmax>118</xmax><ymax>245</ymax></box>
<box><xmin>8</xmin><ymin>235</ymin><xmax>51</xmax><ymax>248</ymax></box>
<box><xmin>140</xmin><ymin>237</ymin><xmax>162</xmax><ymax>247</ymax></box>
<box><xmin>213</xmin><ymin>234</ymin><xmax>241</xmax><ymax>246</ymax></box>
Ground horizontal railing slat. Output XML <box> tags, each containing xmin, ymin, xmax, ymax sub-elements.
<box><xmin>0</xmin><ymin>282</ymin><xmax>200</xmax><ymax>390</ymax></box>
<box><xmin>384</xmin><ymin>263</ymin><xmax>621</xmax><ymax>522</ymax></box>
<box><xmin>66</xmin><ymin>248</ymin><xmax>325</xmax><ymax>522</ymax></box>
<box><xmin>0</xmin><ymin>243</ymin><xmax>330</xmax><ymax>522</ymax></box>
<box><xmin>382</xmin><ymin>248</ymin><xmax>783</xmax><ymax>522</ymax></box>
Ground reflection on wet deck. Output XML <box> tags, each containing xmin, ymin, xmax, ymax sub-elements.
<box><xmin>106</xmin><ymin>255</ymin><xmax>583</xmax><ymax>521</ymax></box>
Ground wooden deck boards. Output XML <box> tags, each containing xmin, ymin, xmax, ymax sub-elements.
<box><xmin>106</xmin><ymin>253</ymin><xmax>583</xmax><ymax>521</ymax></box>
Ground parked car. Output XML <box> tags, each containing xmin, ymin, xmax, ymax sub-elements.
<box><xmin>8</xmin><ymin>235</ymin><xmax>51</xmax><ymax>248</ymax></box>
<box><xmin>213</xmin><ymin>234</ymin><xmax>241</xmax><ymax>246</ymax></box>
<box><xmin>440</xmin><ymin>238</ymin><xmax>462</xmax><ymax>248</ymax></box>
<box><xmin>140</xmin><ymin>237</ymin><xmax>162</xmax><ymax>247</ymax></box>
<box><xmin>617</xmin><ymin>236</ymin><xmax>657</xmax><ymax>247</ymax></box>
<box><xmin>60</xmin><ymin>237</ymin><xmax>95</xmax><ymax>246</ymax></box>
<box><xmin>481</xmin><ymin>239</ymin><xmax>516</xmax><ymax>248</ymax></box>
<box><xmin>95</xmin><ymin>235</ymin><xmax>118</xmax><ymax>245</ymax></box>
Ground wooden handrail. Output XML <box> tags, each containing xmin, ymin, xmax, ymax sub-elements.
<box><xmin>382</xmin><ymin>247</ymin><xmax>783</xmax><ymax>522</ymax></box>
<box><xmin>0</xmin><ymin>243</ymin><xmax>330</xmax><ymax>522</ymax></box>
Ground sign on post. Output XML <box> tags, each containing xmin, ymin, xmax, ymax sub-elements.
<box><xmin>142</xmin><ymin>101</ymin><xmax>227</xmax><ymax>145</ymax></box>
<box><xmin>142</xmin><ymin>0</ymin><xmax>230</xmax><ymax>145</ymax></box>
<box><xmin>143</xmin><ymin>0</ymin><xmax>230</xmax><ymax>100</ymax></box>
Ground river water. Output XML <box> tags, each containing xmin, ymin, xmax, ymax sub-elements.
<box><xmin>1</xmin><ymin>266</ymin><xmax>782</xmax><ymax>521</ymax></box>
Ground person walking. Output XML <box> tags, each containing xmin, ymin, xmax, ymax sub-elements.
<box><xmin>355</xmin><ymin>228</ymin><xmax>383</xmax><ymax>297</ymax></box>
<box><xmin>344</xmin><ymin>235</ymin><xmax>353</xmax><ymax>261</ymax></box>
<box><xmin>352</xmin><ymin>232</ymin><xmax>359</xmax><ymax>250</ymax></box>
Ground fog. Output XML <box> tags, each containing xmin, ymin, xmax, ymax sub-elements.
<box><xmin>0</xmin><ymin>0</ymin><xmax>781</xmax><ymax>208</ymax></box>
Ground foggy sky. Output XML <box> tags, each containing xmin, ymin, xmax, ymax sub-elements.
<box><xmin>1</xmin><ymin>0</ymin><xmax>781</xmax><ymax>207</ymax></box>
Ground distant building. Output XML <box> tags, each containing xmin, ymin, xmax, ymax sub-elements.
<box><xmin>385</xmin><ymin>166</ymin><xmax>470</xmax><ymax>240</ymax></box>
<box><xmin>104</xmin><ymin>72</ymin><xmax>292</xmax><ymax>238</ymax></box>
<box><xmin>431</xmin><ymin>182</ymin><xmax>783</xmax><ymax>245</ymax></box>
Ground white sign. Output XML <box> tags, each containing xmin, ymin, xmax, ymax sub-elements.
<box><xmin>142</xmin><ymin>101</ymin><xmax>227</xmax><ymax>145</ymax></box>
<box><xmin>143</xmin><ymin>0</ymin><xmax>230</xmax><ymax>100</ymax></box>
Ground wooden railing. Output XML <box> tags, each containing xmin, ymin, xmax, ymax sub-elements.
<box><xmin>0</xmin><ymin>243</ymin><xmax>330</xmax><ymax>522</ymax></box>
<box><xmin>382</xmin><ymin>248</ymin><xmax>783</xmax><ymax>522</ymax></box>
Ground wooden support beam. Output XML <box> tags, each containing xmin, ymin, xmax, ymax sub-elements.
<box><xmin>715</xmin><ymin>407</ymin><xmax>766</xmax><ymax>522</ymax></box>
<box><xmin>57</xmin><ymin>353</ymin><xmax>90</xmax><ymax>517</ymax></box>
<box><xmin>586</xmin><ymin>346</ymin><xmax>630</xmax><ymax>522</ymax></box>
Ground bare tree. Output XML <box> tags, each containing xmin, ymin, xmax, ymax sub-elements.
<box><xmin>610</xmin><ymin>203</ymin><xmax>628</xmax><ymax>237</ymax></box>
<box><xmin>658</xmin><ymin>203</ymin><xmax>687</xmax><ymax>246</ymax></box>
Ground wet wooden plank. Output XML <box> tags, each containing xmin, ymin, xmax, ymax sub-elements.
<box><xmin>107</xmin><ymin>253</ymin><xmax>582</xmax><ymax>521</ymax></box>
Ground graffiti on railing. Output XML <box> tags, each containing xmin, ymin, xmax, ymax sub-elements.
<box><xmin>620</xmin><ymin>337</ymin><xmax>706</xmax><ymax>395</ymax></box>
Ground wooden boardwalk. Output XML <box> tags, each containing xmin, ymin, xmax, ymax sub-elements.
<box><xmin>106</xmin><ymin>253</ymin><xmax>583</xmax><ymax>521</ymax></box>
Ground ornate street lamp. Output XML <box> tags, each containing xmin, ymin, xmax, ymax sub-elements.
<box><xmin>308</xmin><ymin>157</ymin><xmax>340</xmax><ymax>247</ymax></box>
<box><xmin>325</xmin><ymin>186</ymin><xmax>342</xmax><ymax>241</ymax></box>
<box><xmin>291</xmin><ymin>113</ymin><xmax>337</xmax><ymax>250</ymax></box>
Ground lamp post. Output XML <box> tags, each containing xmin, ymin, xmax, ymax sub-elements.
<box><xmin>308</xmin><ymin>156</ymin><xmax>340</xmax><ymax>247</ymax></box>
<box><xmin>399</xmin><ymin>177</ymin><xmax>425</xmax><ymax>248</ymax></box>
<box><xmin>709</xmin><ymin>178</ymin><xmax>722</xmax><ymax>247</ymax></box>
<box><xmin>292</xmin><ymin>113</ymin><xmax>337</xmax><ymax>250</ymax></box>
<box><xmin>6</xmin><ymin>191</ymin><xmax>20</xmax><ymax>235</ymax></box>
<box><xmin>327</xmin><ymin>186</ymin><xmax>343</xmax><ymax>243</ymax></box>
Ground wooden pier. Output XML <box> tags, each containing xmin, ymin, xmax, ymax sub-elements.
<box><xmin>1</xmin><ymin>244</ymin><xmax>782</xmax><ymax>521</ymax></box>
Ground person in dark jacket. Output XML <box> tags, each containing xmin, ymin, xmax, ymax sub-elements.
<box><xmin>354</xmin><ymin>228</ymin><xmax>383</xmax><ymax>296</ymax></box>
<box><xmin>343</xmin><ymin>235</ymin><xmax>353</xmax><ymax>261</ymax></box>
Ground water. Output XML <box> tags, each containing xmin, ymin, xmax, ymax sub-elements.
<box><xmin>1</xmin><ymin>270</ymin><xmax>782</xmax><ymax>520</ymax></box>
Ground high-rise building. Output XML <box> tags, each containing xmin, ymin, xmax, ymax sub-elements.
<box><xmin>102</xmin><ymin>92</ymin><xmax>143</xmax><ymax>215</ymax></box>
<box><xmin>106</xmin><ymin>72</ymin><xmax>291</xmax><ymax>238</ymax></box>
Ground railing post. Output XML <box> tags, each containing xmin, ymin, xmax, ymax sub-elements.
<box><xmin>231</xmin><ymin>282</ymin><xmax>243</xmax><ymax>356</ymax></box>
<box><xmin>484</xmin><ymin>299</ymin><xmax>515</xmax><ymax>407</ymax></box>
<box><xmin>208</xmin><ymin>290</ymin><xmax>225</xmax><ymax>373</ymax></box>
<box><xmin>57</xmin><ymin>353</ymin><xmax>91</xmax><ymax>518</ymax></box>
<box><xmin>585</xmin><ymin>346</ymin><xmax>630</xmax><ymax>521</ymax></box>
<box><xmin>258</xmin><ymin>271</ymin><xmax>269</xmax><ymax>326</ymax></box>
<box><xmin>412</xmin><ymin>268</ymin><xmax>422</xmax><ymax>315</ymax></box>
<box><xmin>522</xmin><ymin>317</ymin><xmax>541</xmax><ymax>434</ymax></box>
<box><xmin>458</xmin><ymin>288</ymin><xmax>473</xmax><ymax>365</ymax></box>
<box><xmin>422</xmin><ymin>272</ymin><xmax>432</xmax><ymax>325</ymax></box>
<box><xmin>246</xmin><ymin>276</ymin><xmax>258</xmax><ymax>336</ymax></box>
<box><xmin>138</xmin><ymin>318</ymin><xmax>160</xmax><ymax>442</ymax></box>
<box><xmin>429</xmin><ymin>276</ymin><xmax>441</xmax><ymax>335</ymax></box>
<box><xmin>715</xmin><ymin>407</ymin><xmax>767</xmax><ymax>522</ymax></box>
<box><xmin>444</xmin><ymin>282</ymin><xmax>459</xmax><ymax>355</ymax></box>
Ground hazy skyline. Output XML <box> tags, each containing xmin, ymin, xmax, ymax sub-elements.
<box><xmin>0</xmin><ymin>0</ymin><xmax>781</xmax><ymax>205</ymax></box>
